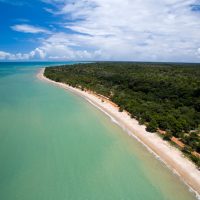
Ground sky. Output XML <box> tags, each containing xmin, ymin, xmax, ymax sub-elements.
<box><xmin>0</xmin><ymin>0</ymin><xmax>200</xmax><ymax>62</ymax></box>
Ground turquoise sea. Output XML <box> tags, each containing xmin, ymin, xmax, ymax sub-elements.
<box><xmin>0</xmin><ymin>62</ymin><xmax>197</xmax><ymax>200</ymax></box>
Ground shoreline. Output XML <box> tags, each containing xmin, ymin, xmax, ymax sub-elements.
<box><xmin>37</xmin><ymin>68</ymin><xmax>200</xmax><ymax>198</ymax></box>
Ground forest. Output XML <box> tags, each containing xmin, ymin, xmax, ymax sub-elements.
<box><xmin>44</xmin><ymin>62</ymin><xmax>200</xmax><ymax>166</ymax></box>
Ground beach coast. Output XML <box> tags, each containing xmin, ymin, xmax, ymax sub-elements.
<box><xmin>38</xmin><ymin>68</ymin><xmax>200</xmax><ymax>198</ymax></box>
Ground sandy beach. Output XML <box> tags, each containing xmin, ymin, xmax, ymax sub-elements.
<box><xmin>38</xmin><ymin>68</ymin><xmax>200</xmax><ymax>198</ymax></box>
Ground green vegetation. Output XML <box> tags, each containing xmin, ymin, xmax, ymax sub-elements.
<box><xmin>44</xmin><ymin>62</ymin><xmax>200</xmax><ymax>166</ymax></box>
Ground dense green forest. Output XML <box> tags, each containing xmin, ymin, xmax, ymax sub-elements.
<box><xmin>44</xmin><ymin>62</ymin><xmax>200</xmax><ymax>166</ymax></box>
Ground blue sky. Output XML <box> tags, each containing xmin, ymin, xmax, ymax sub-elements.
<box><xmin>0</xmin><ymin>0</ymin><xmax>200</xmax><ymax>62</ymax></box>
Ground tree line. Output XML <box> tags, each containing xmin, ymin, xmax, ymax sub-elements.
<box><xmin>44</xmin><ymin>62</ymin><xmax>200</xmax><ymax>166</ymax></box>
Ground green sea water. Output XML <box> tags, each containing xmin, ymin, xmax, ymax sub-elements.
<box><xmin>0</xmin><ymin>62</ymin><xmax>197</xmax><ymax>200</ymax></box>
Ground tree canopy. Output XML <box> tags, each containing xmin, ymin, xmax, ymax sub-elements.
<box><xmin>45</xmin><ymin>62</ymin><xmax>200</xmax><ymax>166</ymax></box>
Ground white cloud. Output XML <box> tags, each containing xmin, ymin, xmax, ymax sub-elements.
<box><xmin>0</xmin><ymin>49</ymin><xmax>46</xmax><ymax>60</ymax></box>
<box><xmin>36</xmin><ymin>33</ymin><xmax>93</xmax><ymax>60</ymax></box>
<box><xmin>0</xmin><ymin>51</ymin><xmax>11</xmax><ymax>60</ymax></box>
<box><xmin>197</xmin><ymin>48</ymin><xmax>200</xmax><ymax>56</ymax></box>
<box><xmin>41</xmin><ymin>0</ymin><xmax>200</xmax><ymax>62</ymax></box>
<box><xmin>0</xmin><ymin>51</ymin><xmax>30</xmax><ymax>60</ymax></box>
<box><xmin>11</xmin><ymin>24</ymin><xmax>50</xmax><ymax>34</ymax></box>
<box><xmin>30</xmin><ymin>48</ymin><xmax>46</xmax><ymax>59</ymax></box>
<box><xmin>3</xmin><ymin>0</ymin><xmax>200</xmax><ymax>61</ymax></box>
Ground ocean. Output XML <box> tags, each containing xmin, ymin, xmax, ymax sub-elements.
<box><xmin>0</xmin><ymin>62</ymin><xmax>197</xmax><ymax>200</ymax></box>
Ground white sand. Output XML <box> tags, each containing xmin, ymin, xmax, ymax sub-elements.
<box><xmin>38</xmin><ymin>68</ymin><xmax>200</xmax><ymax>198</ymax></box>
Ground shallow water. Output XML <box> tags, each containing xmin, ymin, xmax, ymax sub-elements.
<box><xmin>0</xmin><ymin>62</ymin><xmax>197</xmax><ymax>200</ymax></box>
